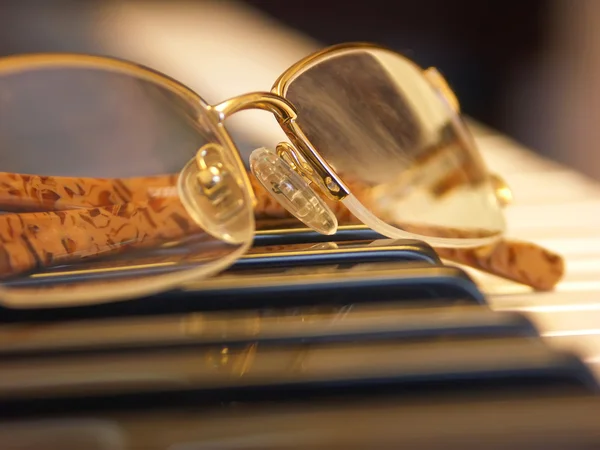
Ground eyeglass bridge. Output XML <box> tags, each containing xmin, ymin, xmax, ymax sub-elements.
<box><xmin>211</xmin><ymin>92</ymin><xmax>350</xmax><ymax>201</ymax></box>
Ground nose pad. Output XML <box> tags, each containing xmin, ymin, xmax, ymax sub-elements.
<box><xmin>250</xmin><ymin>147</ymin><xmax>338</xmax><ymax>235</ymax></box>
<box><xmin>178</xmin><ymin>143</ymin><xmax>252</xmax><ymax>244</ymax></box>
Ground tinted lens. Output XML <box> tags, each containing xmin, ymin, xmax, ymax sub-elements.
<box><xmin>279</xmin><ymin>47</ymin><xmax>505</xmax><ymax>244</ymax></box>
<box><xmin>0</xmin><ymin>56</ymin><xmax>253</xmax><ymax>306</ymax></box>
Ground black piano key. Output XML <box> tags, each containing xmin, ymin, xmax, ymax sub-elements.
<box><xmin>5</xmin><ymin>238</ymin><xmax>439</xmax><ymax>290</ymax></box>
<box><xmin>166</xmin><ymin>263</ymin><xmax>485</xmax><ymax>309</ymax></box>
<box><xmin>6</xmin><ymin>393</ymin><xmax>598</xmax><ymax>450</ymax></box>
<box><xmin>0</xmin><ymin>262</ymin><xmax>486</xmax><ymax>323</ymax></box>
<box><xmin>234</xmin><ymin>237</ymin><xmax>441</xmax><ymax>269</ymax></box>
<box><xmin>0</xmin><ymin>304</ymin><xmax>537</xmax><ymax>357</ymax></box>
<box><xmin>0</xmin><ymin>336</ymin><xmax>595</xmax><ymax>416</ymax></box>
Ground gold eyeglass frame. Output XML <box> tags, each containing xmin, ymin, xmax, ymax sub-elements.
<box><xmin>0</xmin><ymin>42</ymin><xmax>568</xmax><ymax>306</ymax></box>
<box><xmin>0</xmin><ymin>42</ymin><xmax>511</xmax><ymax>219</ymax></box>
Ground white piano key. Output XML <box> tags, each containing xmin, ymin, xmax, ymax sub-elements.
<box><xmin>489</xmin><ymin>290</ymin><xmax>600</xmax><ymax>311</ymax></box>
<box><xmin>476</xmin><ymin>136</ymin><xmax>564</xmax><ymax>172</ymax></box>
<box><xmin>584</xmin><ymin>354</ymin><xmax>600</xmax><ymax>365</ymax></box>
<box><xmin>522</xmin><ymin>238</ymin><xmax>600</xmax><ymax>257</ymax></box>
<box><xmin>500</xmin><ymin>172</ymin><xmax>600</xmax><ymax>204</ymax></box>
<box><xmin>474</xmin><ymin>126</ymin><xmax>600</xmax><ymax>385</ymax></box>
<box><xmin>539</xmin><ymin>336</ymin><xmax>600</xmax><ymax>380</ymax></box>
<box><xmin>504</xmin><ymin>201</ymin><xmax>600</xmax><ymax>229</ymax></box>
<box><xmin>545</xmin><ymin>329</ymin><xmax>600</xmax><ymax>338</ymax></box>
<box><xmin>484</xmin><ymin>282</ymin><xmax>600</xmax><ymax>299</ymax></box>
<box><xmin>563</xmin><ymin>258</ymin><xmax>600</xmax><ymax>273</ymax></box>
<box><xmin>516</xmin><ymin>307</ymin><xmax>600</xmax><ymax>334</ymax></box>
<box><xmin>542</xmin><ymin>334</ymin><xmax>600</xmax><ymax>361</ymax></box>
<box><xmin>560</xmin><ymin>266</ymin><xmax>600</xmax><ymax>283</ymax></box>
<box><xmin>543</xmin><ymin>334</ymin><xmax>600</xmax><ymax>352</ymax></box>
<box><xmin>504</xmin><ymin>226</ymin><xmax>600</xmax><ymax>240</ymax></box>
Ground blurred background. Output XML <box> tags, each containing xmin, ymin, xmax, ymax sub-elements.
<box><xmin>1</xmin><ymin>0</ymin><xmax>599</xmax><ymax>179</ymax></box>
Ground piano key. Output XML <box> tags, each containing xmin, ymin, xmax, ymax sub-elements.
<box><xmin>3</xmin><ymin>238</ymin><xmax>440</xmax><ymax>291</ymax></box>
<box><xmin>494</xmin><ymin>171</ymin><xmax>600</xmax><ymax>204</ymax></box>
<box><xmin>0</xmin><ymin>262</ymin><xmax>486</xmax><ymax>322</ymax></box>
<box><xmin>4</xmin><ymin>393</ymin><xmax>600</xmax><ymax>449</ymax></box>
<box><xmin>253</xmin><ymin>225</ymin><xmax>385</xmax><ymax>246</ymax></box>
<box><xmin>476</xmin><ymin>135</ymin><xmax>566</xmax><ymax>173</ymax></box>
<box><xmin>539</xmin><ymin>335</ymin><xmax>600</xmax><ymax>378</ymax></box>
<box><xmin>504</xmin><ymin>201</ymin><xmax>600</xmax><ymax>229</ymax></box>
<box><xmin>0</xmin><ymin>304</ymin><xmax>536</xmax><ymax>357</ymax></box>
<box><xmin>235</xmin><ymin>238</ymin><xmax>440</xmax><ymax>268</ymax></box>
<box><xmin>521</xmin><ymin>309</ymin><xmax>600</xmax><ymax>335</ymax></box>
<box><xmin>482</xmin><ymin>280</ymin><xmax>600</xmax><ymax>298</ymax></box>
<box><xmin>490</xmin><ymin>290</ymin><xmax>600</xmax><ymax>311</ymax></box>
<box><xmin>474</xmin><ymin>126</ymin><xmax>600</xmax><ymax>389</ymax></box>
<box><xmin>0</xmin><ymin>336</ymin><xmax>594</xmax><ymax>411</ymax></box>
<box><xmin>504</xmin><ymin>226</ymin><xmax>600</xmax><ymax>240</ymax></box>
<box><xmin>562</xmin><ymin>257</ymin><xmax>600</xmax><ymax>274</ymax></box>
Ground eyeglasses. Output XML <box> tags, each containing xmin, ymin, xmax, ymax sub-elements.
<box><xmin>0</xmin><ymin>43</ymin><xmax>562</xmax><ymax>305</ymax></box>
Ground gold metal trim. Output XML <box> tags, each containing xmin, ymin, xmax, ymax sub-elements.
<box><xmin>210</xmin><ymin>92</ymin><xmax>297</xmax><ymax>122</ymax></box>
<box><xmin>272</xmin><ymin>42</ymin><xmax>398</xmax><ymax>95</ymax></box>
<box><xmin>0</xmin><ymin>53</ymin><xmax>208</xmax><ymax>109</ymax></box>
<box><xmin>491</xmin><ymin>174</ymin><xmax>513</xmax><ymax>207</ymax></box>
<box><xmin>270</xmin><ymin>44</ymin><xmax>400</xmax><ymax>201</ymax></box>
<box><xmin>423</xmin><ymin>67</ymin><xmax>460</xmax><ymax>113</ymax></box>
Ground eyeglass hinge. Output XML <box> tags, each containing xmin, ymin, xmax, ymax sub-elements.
<box><xmin>276</xmin><ymin>142</ymin><xmax>345</xmax><ymax>201</ymax></box>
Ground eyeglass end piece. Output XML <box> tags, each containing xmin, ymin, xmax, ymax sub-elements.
<box><xmin>490</xmin><ymin>173</ymin><xmax>513</xmax><ymax>207</ymax></box>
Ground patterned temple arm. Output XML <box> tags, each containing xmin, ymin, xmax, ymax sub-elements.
<box><xmin>0</xmin><ymin>171</ymin><xmax>564</xmax><ymax>290</ymax></box>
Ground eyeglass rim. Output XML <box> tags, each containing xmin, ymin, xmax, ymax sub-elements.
<box><xmin>0</xmin><ymin>52</ymin><xmax>256</xmax><ymax>201</ymax></box>
<box><xmin>0</xmin><ymin>53</ymin><xmax>258</xmax><ymax>306</ymax></box>
<box><xmin>272</xmin><ymin>42</ymin><xmax>418</xmax><ymax>97</ymax></box>
<box><xmin>271</xmin><ymin>42</ymin><xmax>506</xmax><ymax>245</ymax></box>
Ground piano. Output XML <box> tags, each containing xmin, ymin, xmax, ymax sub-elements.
<box><xmin>1</xmin><ymin>3</ymin><xmax>600</xmax><ymax>448</ymax></box>
<box><xmin>0</xmin><ymin>121</ymin><xmax>598</xmax><ymax>450</ymax></box>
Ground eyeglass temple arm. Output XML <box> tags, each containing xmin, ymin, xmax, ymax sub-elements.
<box><xmin>0</xmin><ymin>192</ymin><xmax>558</xmax><ymax>291</ymax></box>
<box><xmin>0</xmin><ymin>172</ymin><xmax>178</xmax><ymax>212</ymax></box>
<box><xmin>0</xmin><ymin>170</ymin><xmax>515</xmax><ymax>281</ymax></box>
<box><xmin>0</xmin><ymin>198</ymin><xmax>197</xmax><ymax>279</ymax></box>
<box><xmin>0</xmin><ymin>169</ymin><xmax>512</xmax><ymax>211</ymax></box>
